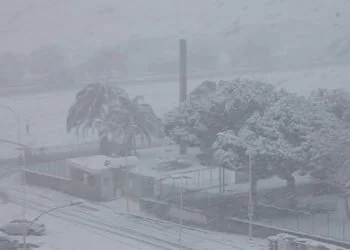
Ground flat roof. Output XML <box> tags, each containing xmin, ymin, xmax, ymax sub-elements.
<box><xmin>129</xmin><ymin>145</ymin><xmax>204</xmax><ymax>178</ymax></box>
<box><xmin>68</xmin><ymin>155</ymin><xmax>139</xmax><ymax>173</ymax></box>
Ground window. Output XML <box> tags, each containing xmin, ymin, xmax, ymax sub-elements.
<box><xmin>87</xmin><ymin>174</ymin><xmax>96</xmax><ymax>186</ymax></box>
<box><xmin>72</xmin><ymin>168</ymin><xmax>84</xmax><ymax>182</ymax></box>
<box><xmin>103</xmin><ymin>177</ymin><xmax>109</xmax><ymax>186</ymax></box>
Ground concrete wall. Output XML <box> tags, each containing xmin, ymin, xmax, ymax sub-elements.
<box><xmin>25</xmin><ymin>171</ymin><xmax>105</xmax><ymax>201</ymax></box>
<box><xmin>98</xmin><ymin>169</ymin><xmax>115</xmax><ymax>201</ymax></box>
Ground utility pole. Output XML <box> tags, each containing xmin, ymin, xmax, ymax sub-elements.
<box><xmin>248</xmin><ymin>152</ymin><xmax>253</xmax><ymax>241</ymax></box>
<box><xmin>22</xmin><ymin>149</ymin><xmax>27</xmax><ymax>249</ymax></box>
<box><xmin>179</xmin><ymin>38</ymin><xmax>187</xmax><ymax>155</ymax></box>
<box><xmin>179</xmin><ymin>186</ymin><xmax>183</xmax><ymax>250</ymax></box>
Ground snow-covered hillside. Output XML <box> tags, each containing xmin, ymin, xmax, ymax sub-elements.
<box><xmin>0</xmin><ymin>0</ymin><xmax>349</xmax><ymax>56</ymax></box>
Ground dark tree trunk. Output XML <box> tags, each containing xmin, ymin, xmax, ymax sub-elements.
<box><xmin>286</xmin><ymin>175</ymin><xmax>297</xmax><ymax>208</ymax></box>
<box><xmin>251</xmin><ymin>177</ymin><xmax>258</xmax><ymax>208</ymax></box>
<box><xmin>99</xmin><ymin>136</ymin><xmax>110</xmax><ymax>156</ymax></box>
<box><xmin>345</xmin><ymin>194</ymin><xmax>350</xmax><ymax>220</ymax></box>
<box><xmin>132</xmin><ymin>136</ymin><xmax>137</xmax><ymax>155</ymax></box>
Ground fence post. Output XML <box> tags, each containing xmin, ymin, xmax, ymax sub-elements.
<box><xmin>210</xmin><ymin>166</ymin><xmax>213</xmax><ymax>187</ymax></box>
<box><xmin>327</xmin><ymin>212</ymin><xmax>330</xmax><ymax>237</ymax></box>
<box><xmin>343</xmin><ymin>219</ymin><xmax>346</xmax><ymax>241</ymax></box>
<box><xmin>311</xmin><ymin>213</ymin><xmax>315</xmax><ymax>234</ymax></box>
<box><xmin>197</xmin><ymin>171</ymin><xmax>200</xmax><ymax>189</ymax></box>
<box><xmin>297</xmin><ymin>214</ymin><xmax>300</xmax><ymax>231</ymax></box>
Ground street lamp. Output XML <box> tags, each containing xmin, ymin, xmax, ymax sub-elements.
<box><xmin>158</xmin><ymin>175</ymin><xmax>191</xmax><ymax>250</ymax></box>
<box><xmin>23</xmin><ymin>200</ymin><xmax>84</xmax><ymax>250</ymax></box>
<box><xmin>248</xmin><ymin>152</ymin><xmax>254</xmax><ymax>241</ymax></box>
<box><xmin>0</xmin><ymin>103</ymin><xmax>25</xmax><ymax>246</ymax></box>
<box><xmin>0</xmin><ymin>139</ymin><xmax>27</xmax><ymax>199</ymax></box>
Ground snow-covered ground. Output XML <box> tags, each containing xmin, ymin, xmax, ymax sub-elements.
<box><xmin>1</xmin><ymin>64</ymin><xmax>350</xmax><ymax>157</ymax></box>
<box><xmin>0</xmin><ymin>175</ymin><xmax>267</xmax><ymax>250</ymax></box>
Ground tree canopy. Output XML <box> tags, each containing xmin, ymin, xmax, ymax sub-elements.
<box><xmin>67</xmin><ymin>83</ymin><xmax>163</xmax><ymax>155</ymax></box>
<box><xmin>165</xmin><ymin>78</ymin><xmax>350</xmax><ymax>207</ymax></box>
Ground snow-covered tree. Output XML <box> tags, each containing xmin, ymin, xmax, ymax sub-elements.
<box><xmin>66</xmin><ymin>83</ymin><xmax>128</xmax><ymax>135</ymax></box>
<box><xmin>165</xmin><ymin>78</ymin><xmax>286</xmax><ymax>164</ymax></box>
<box><xmin>213</xmin><ymin>91</ymin><xmax>344</xmax><ymax>208</ymax></box>
<box><xmin>306</xmin><ymin>88</ymin><xmax>350</xmax><ymax>178</ymax></box>
<box><xmin>164</xmin><ymin>81</ymin><xmax>216</xmax><ymax>148</ymax></box>
<box><xmin>67</xmin><ymin>83</ymin><xmax>162</xmax><ymax>155</ymax></box>
<box><xmin>306</xmin><ymin>122</ymin><xmax>350</xmax><ymax>217</ymax></box>
<box><xmin>309</xmin><ymin>88</ymin><xmax>350</xmax><ymax>122</ymax></box>
<box><xmin>305</xmin><ymin>91</ymin><xmax>350</xmax><ymax>215</ymax></box>
<box><xmin>98</xmin><ymin>95</ymin><xmax>163</xmax><ymax>155</ymax></box>
<box><xmin>213</xmin><ymin>111</ymin><xmax>295</xmax><ymax>206</ymax></box>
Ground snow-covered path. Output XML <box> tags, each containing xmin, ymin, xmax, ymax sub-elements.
<box><xmin>0</xmin><ymin>182</ymin><xmax>266</xmax><ymax>250</ymax></box>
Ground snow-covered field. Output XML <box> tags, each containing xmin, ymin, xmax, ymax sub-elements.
<box><xmin>0</xmin><ymin>175</ymin><xmax>267</xmax><ymax>250</ymax></box>
<box><xmin>1</xmin><ymin>64</ymin><xmax>350</xmax><ymax>158</ymax></box>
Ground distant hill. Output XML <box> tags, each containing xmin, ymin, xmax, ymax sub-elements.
<box><xmin>1</xmin><ymin>0</ymin><xmax>349</xmax><ymax>56</ymax></box>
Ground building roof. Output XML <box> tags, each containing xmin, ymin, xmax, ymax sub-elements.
<box><xmin>67</xmin><ymin>155</ymin><xmax>139</xmax><ymax>173</ymax></box>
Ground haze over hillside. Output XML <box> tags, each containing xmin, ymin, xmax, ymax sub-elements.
<box><xmin>1</xmin><ymin>0</ymin><xmax>349</xmax><ymax>54</ymax></box>
<box><xmin>1</xmin><ymin>0</ymin><xmax>350</xmax><ymax>88</ymax></box>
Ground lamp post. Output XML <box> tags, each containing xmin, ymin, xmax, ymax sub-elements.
<box><xmin>0</xmin><ymin>105</ymin><xmax>24</xmax><ymax>244</ymax></box>
<box><xmin>248</xmin><ymin>152</ymin><xmax>254</xmax><ymax>241</ymax></box>
<box><xmin>158</xmin><ymin>175</ymin><xmax>191</xmax><ymax>250</ymax></box>
<box><xmin>0</xmin><ymin>139</ymin><xmax>30</xmax><ymax>249</ymax></box>
<box><xmin>23</xmin><ymin>201</ymin><xmax>83</xmax><ymax>250</ymax></box>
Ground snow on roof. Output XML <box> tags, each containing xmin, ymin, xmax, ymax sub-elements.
<box><xmin>68</xmin><ymin>155</ymin><xmax>139</xmax><ymax>173</ymax></box>
<box><xmin>130</xmin><ymin>145</ymin><xmax>204</xmax><ymax>179</ymax></box>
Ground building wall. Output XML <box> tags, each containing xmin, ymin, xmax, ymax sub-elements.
<box><xmin>98</xmin><ymin>169</ymin><xmax>115</xmax><ymax>201</ymax></box>
<box><xmin>25</xmin><ymin>171</ymin><xmax>105</xmax><ymax>201</ymax></box>
<box><xmin>124</xmin><ymin>172</ymin><xmax>155</xmax><ymax>198</ymax></box>
<box><xmin>24</xmin><ymin>160</ymin><xmax>71</xmax><ymax>180</ymax></box>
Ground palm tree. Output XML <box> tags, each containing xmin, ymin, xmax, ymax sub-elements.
<box><xmin>98</xmin><ymin>95</ymin><xmax>163</xmax><ymax>156</ymax></box>
<box><xmin>67</xmin><ymin>83</ymin><xmax>128</xmax><ymax>154</ymax></box>
<box><xmin>67</xmin><ymin>83</ymin><xmax>163</xmax><ymax>156</ymax></box>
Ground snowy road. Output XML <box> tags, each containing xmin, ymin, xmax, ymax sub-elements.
<box><xmin>1</xmin><ymin>183</ymin><xmax>266</xmax><ymax>250</ymax></box>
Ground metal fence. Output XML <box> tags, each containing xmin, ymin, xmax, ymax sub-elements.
<box><xmin>124</xmin><ymin>169</ymin><xmax>350</xmax><ymax>243</ymax></box>
<box><xmin>259</xmin><ymin>211</ymin><xmax>350</xmax><ymax>242</ymax></box>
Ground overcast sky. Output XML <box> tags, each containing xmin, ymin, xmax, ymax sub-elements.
<box><xmin>0</xmin><ymin>0</ymin><xmax>349</xmax><ymax>53</ymax></box>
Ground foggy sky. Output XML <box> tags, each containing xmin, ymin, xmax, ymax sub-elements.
<box><xmin>0</xmin><ymin>0</ymin><xmax>348</xmax><ymax>53</ymax></box>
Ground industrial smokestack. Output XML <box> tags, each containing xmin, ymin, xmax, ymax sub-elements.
<box><xmin>179</xmin><ymin>39</ymin><xmax>187</xmax><ymax>155</ymax></box>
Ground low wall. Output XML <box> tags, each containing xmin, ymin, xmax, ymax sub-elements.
<box><xmin>139</xmin><ymin>198</ymin><xmax>207</xmax><ymax>226</ymax></box>
<box><xmin>139</xmin><ymin>198</ymin><xmax>350</xmax><ymax>249</ymax></box>
<box><xmin>25</xmin><ymin>172</ymin><xmax>103</xmax><ymax>201</ymax></box>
